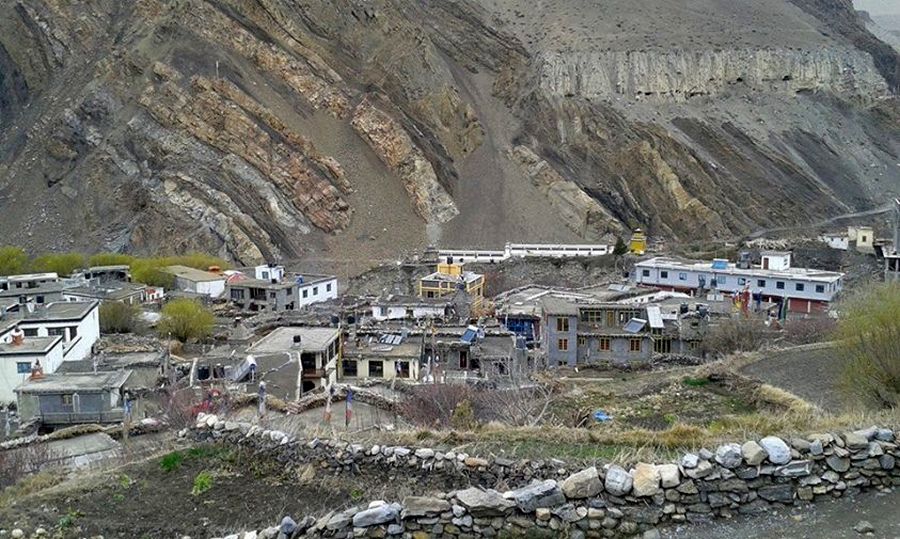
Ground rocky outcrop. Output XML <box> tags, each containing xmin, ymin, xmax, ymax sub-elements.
<box><xmin>509</xmin><ymin>145</ymin><xmax>622</xmax><ymax>239</ymax></box>
<box><xmin>537</xmin><ymin>48</ymin><xmax>889</xmax><ymax>100</ymax></box>
<box><xmin>351</xmin><ymin>98</ymin><xmax>459</xmax><ymax>224</ymax></box>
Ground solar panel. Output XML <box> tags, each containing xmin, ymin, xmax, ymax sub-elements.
<box><xmin>623</xmin><ymin>318</ymin><xmax>648</xmax><ymax>333</ymax></box>
<box><xmin>460</xmin><ymin>328</ymin><xmax>477</xmax><ymax>343</ymax></box>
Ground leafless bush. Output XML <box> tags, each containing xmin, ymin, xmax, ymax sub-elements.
<box><xmin>0</xmin><ymin>443</ymin><xmax>58</xmax><ymax>489</ymax></box>
<box><xmin>783</xmin><ymin>316</ymin><xmax>837</xmax><ymax>345</ymax></box>
<box><xmin>397</xmin><ymin>374</ymin><xmax>560</xmax><ymax>429</ymax></box>
<box><xmin>702</xmin><ymin>317</ymin><xmax>776</xmax><ymax>356</ymax></box>
<box><xmin>159</xmin><ymin>388</ymin><xmax>200</xmax><ymax>429</ymax></box>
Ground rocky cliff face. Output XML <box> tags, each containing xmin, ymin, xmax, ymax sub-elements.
<box><xmin>0</xmin><ymin>0</ymin><xmax>898</xmax><ymax>268</ymax></box>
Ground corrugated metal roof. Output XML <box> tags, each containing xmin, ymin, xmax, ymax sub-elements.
<box><xmin>623</xmin><ymin>318</ymin><xmax>647</xmax><ymax>333</ymax></box>
<box><xmin>646</xmin><ymin>306</ymin><xmax>664</xmax><ymax>329</ymax></box>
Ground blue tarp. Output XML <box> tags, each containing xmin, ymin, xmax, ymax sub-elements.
<box><xmin>593</xmin><ymin>410</ymin><xmax>612</xmax><ymax>422</ymax></box>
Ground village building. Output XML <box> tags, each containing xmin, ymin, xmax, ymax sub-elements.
<box><xmin>226</xmin><ymin>264</ymin><xmax>338</xmax><ymax>312</ymax></box>
<box><xmin>422</xmin><ymin>327</ymin><xmax>523</xmax><ymax>382</ymax></box>
<box><xmin>0</xmin><ymin>272</ymin><xmax>60</xmax><ymax>292</ymax></box>
<box><xmin>634</xmin><ymin>254</ymin><xmax>844</xmax><ymax>314</ymax></box>
<box><xmin>16</xmin><ymin>301</ymin><xmax>101</xmax><ymax>363</ymax></box>
<box><xmin>62</xmin><ymin>280</ymin><xmax>162</xmax><ymax>304</ymax></box>
<box><xmin>885</xmin><ymin>198</ymin><xmax>900</xmax><ymax>282</ymax></box>
<box><xmin>341</xmin><ymin>331</ymin><xmax>421</xmax><ymax>381</ymax></box>
<box><xmin>15</xmin><ymin>370</ymin><xmax>132</xmax><ymax>427</ymax></box>
<box><xmin>369</xmin><ymin>295</ymin><xmax>452</xmax><ymax>321</ymax></box>
<box><xmin>245</xmin><ymin>327</ymin><xmax>341</xmax><ymax>399</ymax></box>
<box><xmin>848</xmin><ymin>226</ymin><xmax>875</xmax><ymax>253</ymax></box>
<box><xmin>435</xmin><ymin>243</ymin><xmax>611</xmax><ymax>264</ymax></box>
<box><xmin>163</xmin><ymin>265</ymin><xmax>226</xmax><ymax>298</ymax></box>
<box><xmin>418</xmin><ymin>263</ymin><xmax>484</xmax><ymax>309</ymax></box>
<box><xmin>0</xmin><ymin>330</ymin><xmax>64</xmax><ymax>404</ymax></box>
<box><xmin>0</xmin><ymin>280</ymin><xmax>66</xmax><ymax>305</ymax></box>
<box><xmin>76</xmin><ymin>265</ymin><xmax>131</xmax><ymax>283</ymax></box>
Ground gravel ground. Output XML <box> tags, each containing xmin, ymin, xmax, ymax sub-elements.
<box><xmin>662</xmin><ymin>488</ymin><xmax>900</xmax><ymax>538</ymax></box>
<box><xmin>741</xmin><ymin>344</ymin><xmax>846</xmax><ymax>412</ymax></box>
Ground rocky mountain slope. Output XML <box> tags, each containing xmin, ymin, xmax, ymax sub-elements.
<box><xmin>0</xmin><ymin>0</ymin><xmax>898</xmax><ymax>271</ymax></box>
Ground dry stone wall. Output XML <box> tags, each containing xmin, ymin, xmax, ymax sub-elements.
<box><xmin>188</xmin><ymin>415</ymin><xmax>899</xmax><ymax>539</ymax></box>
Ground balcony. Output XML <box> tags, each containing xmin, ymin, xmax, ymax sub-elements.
<box><xmin>39</xmin><ymin>409</ymin><xmax>125</xmax><ymax>425</ymax></box>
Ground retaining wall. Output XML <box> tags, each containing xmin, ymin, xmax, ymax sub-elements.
<box><xmin>187</xmin><ymin>415</ymin><xmax>899</xmax><ymax>539</ymax></box>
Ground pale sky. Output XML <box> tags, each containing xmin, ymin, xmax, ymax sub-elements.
<box><xmin>853</xmin><ymin>0</ymin><xmax>900</xmax><ymax>16</ymax></box>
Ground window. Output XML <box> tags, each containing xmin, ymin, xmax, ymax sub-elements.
<box><xmin>580</xmin><ymin>309</ymin><xmax>603</xmax><ymax>323</ymax></box>
<box><xmin>641</xmin><ymin>269</ymin><xmax>650</xmax><ymax>277</ymax></box>
<box><xmin>368</xmin><ymin>360</ymin><xmax>384</xmax><ymax>378</ymax></box>
<box><xmin>556</xmin><ymin>317</ymin><xmax>569</xmax><ymax>332</ymax></box>
<box><xmin>630</xmin><ymin>338</ymin><xmax>642</xmax><ymax>352</ymax></box>
<box><xmin>719</xmin><ymin>276</ymin><xmax>727</xmax><ymax>284</ymax></box>
<box><xmin>326</xmin><ymin>283</ymin><xmax>332</xmax><ymax>292</ymax></box>
<box><xmin>16</xmin><ymin>362</ymin><xmax>31</xmax><ymax>374</ymax></box>
<box><xmin>653</xmin><ymin>338</ymin><xmax>672</xmax><ymax>354</ymax></box>
<box><xmin>231</xmin><ymin>289</ymin><xmax>245</xmax><ymax>301</ymax></box>
<box><xmin>36</xmin><ymin>295</ymin><xmax>44</xmax><ymax>304</ymax></box>
<box><xmin>23</xmin><ymin>328</ymin><xmax>38</xmax><ymax>337</ymax></box>
<box><xmin>599</xmin><ymin>337</ymin><xmax>610</xmax><ymax>351</ymax></box>
<box><xmin>62</xmin><ymin>394</ymin><xmax>74</xmax><ymax>408</ymax></box>
<box><xmin>738</xmin><ymin>278</ymin><xmax>746</xmax><ymax>286</ymax></box>
<box><xmin>261</xmin><ymin>271</ymin><xmax>269</xmax><ymax>280</ymax></box>
<box><xmin>312</xmin><ymin>286</ymin><xmax>318</xmax><ymax>295</ymax></box>
<box><xmin>660</xmin><ymin>271</ymin><xmax>669</xmax><ymax>279</ymax></box>
<box><xmin>302</xmin><ymin>289</ymin><xmax>308</xmax><ymax>298</ymax></box>
<box><xmin>776</xmin><ymin>281</ymin><xmax>785</xmax><ymax>290</ymax></box>
<box><xmin>678</xmin><ymin>272</ymin><xmax>687</xmax><ymax>281</ymax></box>
<box><xmin>396</xmin><ymin>361</ymin><xmax>410</xmax><ymax>378</ymax></box>
<box><xmin>269</xmin><ymin>292</ymin><xmax>277</xmax><ymax>299</ymax></box>
<box><xmin>558</xmin><ymin>338</ymin><xmax>569</xmax><ymax>351</ymax></box>
<box><xmin>426</xmin><ymin>291</ymin><xmax>435</xmax><ymax>298</ymax></box>
<box><xmin>577</xmin><ymin>336</ymin><xmax>586</xmax><ymax>346</ymax></box>
<box><xmin>459</xmin><ymin>350</ymin><xmax>469</xmax><ymax>369</ymax></box>
<box><xmin>68</xmin><ymin>326</ymin><xmax>77</xmax><ymax>340</ymax></box>
<box><xmin>796</xmin><ymin>283</ymin><xmax>805</xmax><ymax>292</ymax></box>
<box><xmin>757</xmin><ymin>280</ymin><xmax>766</xmax><ymax>287</ymax></box>
<box><xmin>48</xmin><ymin>327</ymin><xmax>65</xmax><ymax>337</ymax></box>
<box><xmin>342</xmin><ymin>360</ymin><xmax>358</xmax><ymax>377</ymax></box>
<box><xmin>815</xmin><ymin>285</ymin><xmax>825</xmax><ymax>293</ymax></box>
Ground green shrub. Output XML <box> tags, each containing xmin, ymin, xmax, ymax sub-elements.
<box><xmin>160</xmin><ymin>451</ymin><xmax>184</xmax><ymax>472</ymax></box>
<box><xmin>157</xmin><ymin>299</ymin><xmax>215</xmax><ymax>342</ymax></box>
<box><xmin>30</xmin><ymin>252</ymin><xmax>87</xmax><ymax>276</ymax></box>
<box><xmin>839</xmin><ymin>282</ymin><xmax>900</xmax><ymax>408</ymax></box>
<box><xmin>100</xmin><ymin>302</ymin><xmax>140</xmax><ymax>334</ymax></box>
<box><xmin>682</xmin><ymin>377</ymin><xmax>709</xmax><ymax>387</ymax></box>
<box><xmin>191</xmin><ymin>470</ymin><xmax>214</xmax><ymax>496</ymax></box>
<box><xmin>0</xmin><ymin>246</ymin><xmax>28</xmax><ymax>276</ymax></box>
<box><xmin>88</xmin><ymin>253</ymin><xmax>136</xmax><ymax>266</ymax></box>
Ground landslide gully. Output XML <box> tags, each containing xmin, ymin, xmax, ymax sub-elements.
<box><xmin>0</xmin><ymin>0</ymin><xmax>898</xmax><ymax>265</ymax></box>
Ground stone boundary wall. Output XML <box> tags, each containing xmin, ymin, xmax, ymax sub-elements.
<box><xmin>186</xmin><ymin>415</ymin><xmax>899</xmax><ymax>539</ymax></box>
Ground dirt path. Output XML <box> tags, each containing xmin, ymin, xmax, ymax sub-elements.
<box><xmin>662</xmin><ymin>488</ymin><xmax>900</xmax><ymax>538</ymax></box>
<box><xmin>740</xmin><ymin>343</ymin><xmax>846</xmax><ymax>412</ymax></box>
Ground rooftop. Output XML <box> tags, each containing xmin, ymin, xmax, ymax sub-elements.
<box><xmin>0</xmin><ymin>336</ymin><xmax>63</xmax><ymax>355</ymax></box>
<box><xmin>228</xmin><ymin>278</ymin><xmax>295</xmax><ymax>290</ymax></box>
<box><xmin>636</xmin><ymin>257</ymin><xmax>844</xmax><ymax>283</ymax></box>
<box><xmin>0</xmin><ymin>281</ymin><xmax>67</xmax><ymax>297</ymax></box>
<box><xmin>15</xmin><ymin>370</ymin><xmax>131</xmax><ymax>394</ymax></box>
<box><xmin>343</xmin><ymin>336</ymin><xmax>421</xmax><ymax>358</ymax></box>
<box><xmin>65</xmin><ymin>281</ymin><xmax>146</xmax><ymax>301</ymax></box>
<box><xmin>373</xmin><ymin>295</ymin><xmax>452</xmax><ymax>307</ymax></box>
<box><xmin>164</xmin><ymin>265</ymin><xmax>225</xmax><ymax>282</ymax></box>
<box><xmin>540</xmin><ymin>296</ymin><xmax>579</xmax><ymax>316</ymax></box>
<box><xmin>249</xmin><ymin>326</ymin><xmax>341</xmax><ymax>354</ymax></box>
<box><xmin>20</xmin><ymin>301</ymin><xmax>98</xmax><ymax>322</ymax></box>
<box><xmin>2</xmin><ymin>272</ymin><xmax>59</xmax><ymax>282</ymax></box>
<box><xmin>421</xmin><ymin>270</ymin><xmax>482</xmax><ymax>284</ymax></box>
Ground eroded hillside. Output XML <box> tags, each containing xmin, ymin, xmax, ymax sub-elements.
<box><xmin>0</xmin><ymin>0</ymin><xmax>898</xmax><ymax>270</ymax></box>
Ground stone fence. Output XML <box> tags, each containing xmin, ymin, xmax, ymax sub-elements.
<box><xmin>186</xmin><ymin>415</ymin><xmax>899</xmax><ymax>539</ymax></box>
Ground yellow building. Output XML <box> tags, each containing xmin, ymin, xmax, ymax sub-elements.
<box><xmin>418</xmin><ymin>263</ymin><xmax>484</xmax><ymax>308</ymax></box>
<box><xmin>629</xmin><ymin>229</ymin><xmax>647</xmax><ymax>255</ymax></box>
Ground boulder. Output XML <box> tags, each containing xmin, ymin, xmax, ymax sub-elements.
<box><xmin>809</xmin><ymin>439</ymin><xmax>824</xmax><ymax>456</ymax></box>
<box><xmin>715</xmin><ymin>443</ymin><xmax>743</xmax><ymax>468</ymax></box>
<box><xmin>684</xmin><ymin>459</ymin><xmax>714</xmax><ymax>479</ymax></box>
<box><xmin>854</xmin><ymin>520</ymin><xmax>875</xmax><ymax>534</ymax></box>
<box><xmin>680</xmin><ymin>453</ymin><xmax>699</xmax><ymax>469</ymax></box>
<box><xmin>414</xmin><ymin>448</ymin><xmax>435</xmax><ymax>459</ymax></box>
<box><xmin>402</xmin><ymin>496</ymin><xmax>451</xmax><ymax>518</ymax></box>
<box><xmin>352</xmin><ymin>503</ymin><xmax>400</xmax><ymax>527</ymax></box>
<box><xmin>874</xmin><ymin>428</ymin><xmax>893</xmax><ymax>442</ymax></box>
<box><xmin>826</xmin><ymin>456</ymin><xmax>851</xmax><ymax>473</ymax></box>
<box><xmin>773</xmin><ymin>460</ymin><xmax>812</xmax><ymax>477</ymax></box>
<box><xmin>604</xmin><ymin>465</ymin><xmax>633</xmax><ymax>496</ymax></box>
<box><xmin>507</xmin><ymin>479</ymin><xmax>565</xmax><ymax>512</ymax></box>
<box><xmin>758</xmin><ymin>484</ymin><xmax>794</xmax><ymax>503</ymax></box>
<box><xmin>657</xmin><ymin>464</ymin><xmax>680</xmax><ymax>488</ymax></box>
<box><xmin>279</xmin><ymin>516</ymin><xmax>296</xmax><ymax>535</ymax></box>
<box><xmin>741</xmin><ymin>441</ymin><xmax>767</xmax><ymax>466</ymax></box>
<box><xmin>326</xmin><ymin>508</ymin><xmax>359</xmax><ymax>530</ymax></box>
<box><xmin>759</xmin><ymin>436</ymin><xmax>791</xmax><ymax>465</ymax></box>
<box><xmin>561</xmin><ymin>466</ymin><xmax>602</xmax><ymax>499</ymax></box>
<box><xmin>843</xmin><ymin>432</ymin><xmax>868</xmax><ymax>450</ymax></box>
<box><xmin>632</xmin><ymin>463</ymin><xmax>661</xmax><ymax>497</ymax></box>
<box><xmin>455</xmin><ymin>488</ymin><xmax>515</xmax><ymax>517</ymax></box>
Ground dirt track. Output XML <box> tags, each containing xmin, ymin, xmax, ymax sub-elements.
<box><xmin>662</xmin><ymin>488</ymin><xmax>900</xmax><ymax>538</ymax></box>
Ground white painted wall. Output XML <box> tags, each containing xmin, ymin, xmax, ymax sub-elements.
<box><xmin>0</xmin><ymin>341</ymin><xmax>64</xmax><ymax>404</ymax></box>
<box><xmin>297</xmin><ymin>278</ymin><xmax>338</xmax><ymax>307</ymax></box>
<box><xmin>372</xmin><ymin>304</ymin><xmax>447</xmax><ymax>321</ymax></box>
<box><xmin>820</xmin><ymin>235</ymin><xmax>849</xmax><ymax>250</ymax></box>
<box><xmin>195</xmin><ymin>279</ymin><xmax>226</xmax><ymax>298</ymax></box>
<box><xmin>18</xmin><ymin>303</ymin><xmax>100</xmax><ymax>362</ymax></box>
